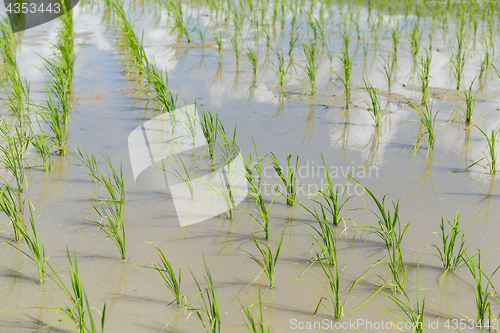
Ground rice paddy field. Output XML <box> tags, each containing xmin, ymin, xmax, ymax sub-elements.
<box><xmin>2</xmin><ymin>0</ymin><xmax>500</xmax><ymax>332</ymax></box>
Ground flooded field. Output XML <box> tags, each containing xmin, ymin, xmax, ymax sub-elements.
<box><xmin>1</xmin><ymin>0</ymin><xmax>500</xmax><ymax>332</ymax></box>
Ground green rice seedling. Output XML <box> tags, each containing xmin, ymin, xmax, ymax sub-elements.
<box><xmin>242</xmin><ymin>144</ymin><xmax>274</xmax><ymax>240</ymax></box>
<box><xmin>288</xmin><ymin>34</ymin><xmax>298</xmax><ymax>57</ymax></box>
<box><xmin>238</xmin><ymin>289</ymin><xmax>269</xmax><ymax>333</ymax></box>
<box><xmin>138</xmin><ymin>244</ymin><xmax>183</xmax><ymax>306</ymax></box>
<box><xmin>7</xmin><ymin>204</ymin><xmax>47</xmax><ymax>283</ymax></box>
<box><xmin>403</xmin><ymin>99</ymin><xmax>439</xmax><ymax>158</ymax></box>
<box><xmin>362</xmin><ymin>79</ymin><xmax>383</xmax><ymax>127</ymax></box>
<box><xmin>272</xmin><ymin>48</ymin><xmax>289</xmax><ymax>86</ymax></box>
<box><xmin>382</xmin><ymin>261</ymin><xmax>425</xmax><ymax>332</ymax></box>
<box><xmin>313</xmin><ymin>253</ymin><xmax>342</xmax><ymax>319</ymax></box>
<box><xmin>241</xmin><ymin>230</ymin><xmax>284</xmax><ymax>288</ymax></box>
<box><xmin>39</xmin><ymin>53</ymin><xmax>71</xmax><ymax>123</ymax></box>
<box><xmin>213</xmin><ymin>33</ymin><xmax>223</xmax><ymax>61</ymax></box>
<box><xmin>230</xmin><ymin>35</ymin><xmax>239</xmax><ymax>66</ymax></box>
<box><xmin>390</xmin><ymin>21</ymin><xmax>401</xmax><ymax>60</ymax></box>
<box><xmin>28</xmin><ymin>130</ymin><xmax>52</xmax><ymax>172</ymax></box>
<box><xmin>90</xmin><ymin>200</ymin><xmax>126</xmax><ymax>261</ymax></box>
<box><xmin>460</xmin><ymin>77</ymin><xmax>477</xmax><ymax>125</ymax></box>
<box><xmin>432</xmin><ymin>211</ymin><xmax>467</xmax><ymax>278</ymax></box>
<box><xmin>0</xmin><ymin>120</ymin><xmax>28</xmax><ymax>192</ymax></box>
<box><xmin>38</xmin><ymin>92</ymin><xmax>69</xmax><ymax>155</ymax></box>
<box><xmin>73</xmin><ymin>143</ymin><xmax>99</xmax><ymax>181</ymax></box>
<box><xmin>0</xmin><ymin>185</ymin><xmax>24</xmax><ymax>242</ymax></box>
<box><xmin>418</xmin><ymin>49</ymin><xmax>432</xmax><ymax>104</ymax></box>
<box><xmin>302</xmin><ymin>209</ymin><xmax>337</xmax><ymax>267</ymax></box>
<box><xmin>382</xmin><ymin>228</ymin><xmax>412</xmax><ymax>293</ymax></box>
<box><xmin>113</xmin><ymin>3</ymin><xmax>146</xmax><ymax>73</ymax></box>
<box><xmin>409</xmin><ymin>21</ymin><xmax>422</xmax><ymax>60</ymax></box>
<box><xmin>47</xmin><ymin>249</ymin><xmax>106</xmax><ymax>332</ymax></box>
<box><xmin>266</xmin><ymin>152</ymin><xmax>298</xmax><ymax>206</ymax></box>
<box><xmin>142</xmin><ymin>58</ymin><xmax>178</xmax><ymax>113</ymax></box>
<box><xmin>379</xmin><ymin>54</ymin><xmax>394</xmax><ymax>91</ymax></box>
<box><xmin>325</xmin><ymin>42</ymin><xmax>335</xmax><ymax>70</ymax></box>
<box><xmin>450</xmin><ymin>33</ymin><xmax>467</xmax><ymax>90</ymax></box>
<box><xmin>199</xmin><ymin>109</ymin><xmax>220</xmax><ymax>160</ymax></box>
<box><xmin>195</xmin><ymin>26</ymin><xmax>206</xmax><ymax>48</ymax></box>
<box><xmin>189</xmin><ymin>257</ymin><xmax>221</xmax><ymax>333</ymax></box>
<box><xmin>302</xmin><ymin>43</ymin><xmax>317</xmax><ymax>95</ymax></box>
<box><xmin>315</xmin><ymin>155</ymin><xmax>355</xmax><ymax>226</ymax></box>
<box><xmin>2</xmin><ymin>66</ymin><xmax>31</xmax><ymax>126</ymax></box>
<box><xmin>164</xmin><ymin>152</ymin><xmax>194</xmax><ymax>198</ymax></box>
<box><xmin>333</xmin><ymin>47</ymin><xmax>352</xmax><ymax>109</ymax></box>
<box><xmin>246</xmin><ymin>45</ymin><xmax>258</xmax><ymax>74</ymax></box>
<box><xmin>0</xmin><ymin>18</ymin><xmax>15</xmax><ymax>75</ymax></box>
<box><xmin>97</xmin><ymin>156</ymin><xmax>125</xmax><ymax>222</ymax></box>
<box><xmin>464</xmin><ymin>249</ymin><xmax>500</xmax><ymax>326</ymax></box>
<box><xmin>474</xmin><ymin>125</ymin><xmax>498</xmax><ymax>174</ymax></box>
<box><xmin>348</xmin><ymin>177</ymin><xmax>406</xmax><ymax>249</ymax></box>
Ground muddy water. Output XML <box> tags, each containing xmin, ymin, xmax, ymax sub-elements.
<box><xmin>1</xmin><ymin>0</ymin><xmax>500</xmax><ymax>332</ymax></box>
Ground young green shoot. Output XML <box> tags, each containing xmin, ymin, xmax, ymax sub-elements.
<box><xmin>382</xmin><ymin>260</ymin><xmax>425</xmax><ymax>332</ymax></box>
<box><xmin>246</xmin><ymin>45</ymin><xmax>258</xmax><ymax>74</ymax></box>
<box><xmin>460</xmin><ymin>77</ymin><xmax>477</xmax><ymax>125</ymax></box>
<box><xmin>266</xmin><ymin>152</ymin><xmax>298</xmax><ymax>206</ymax></box>
<box><xmin>90</xmin><ymin>200</ymin><xmax>126</xmax><ymax>261</ymax></box>
<box><xmin>189</xmin><ymin>257</ymin><xmax>221</xmax><ymax>333</ymax></box>
<box><xmin>432</xmin><ymin>211</ymin><xmax>468</xmax><ymax>279</ymax></box>
<box><xmin>464</xmin><ymin>249</ymin><xmax>500</xmax><ymax>326</ymax></box>
<box><xmin>241</xmin><ymin>230</ymin><xmax>285</xmax><ymax>288</ymax></box>
<box><xmin>362</xmin><ymin>79</ymin><xmax>383</xmax><ymax>127</ymax></box>
<box><xmin>238</xmin><ymin>289</ymin><xmax>269</xmax><ymax>333</ymax></box>
<box><xmin>403</xmin><ymin>99</ymin><xmax>439</xmax><ymax>158</ymax></box>
<box><xmin>474</xmin><ymin>124</ymin><xmax>498</xmax><ymax>174</ymax></box>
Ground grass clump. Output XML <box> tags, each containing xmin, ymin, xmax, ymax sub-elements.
<box><xmin>238</xmin><ymin>290</ymin><xmax>269</xmax><ymax>333</ymax></box>
<box><xmin>242</xmin><ymin>141</ymin><xmax>275</xmax><ymax>240</ymax></box>
<box><xmin>464</xmin><ymin>250</ymin><xmax>500</xmax><ymax>327</ymax></box>
<box><xmin>138</xmin><ymin>244</ymin><xmax>183</xmax><ymax>306</ymax></box>
<box><xmin>0</xmin><ymin>185</ymin><xmax>25</xmax><ymax>242</ymax></box>
<box><xmin>189</xmin><ymin>257</ymin><xmax>221</xmax><ymax>333</ymax></box>
<box><xmin>382</xmin><ymin>261</ymin><xmax>425</xmax><ymax>332</ymax></box>
<box><xmin>313</xmin><ymin>254</ymin><xmax>343</xmax><ymax>319</ymax></box>
<box><xmin>460</xmin><ymin>77</ymin><xmax>477</xmax><ymax>125</ymax></box>
<box><xmin>246</xmin><ymin>45</ymin><xmax>258</xmax><ymax>74</ymax></box>
<box><xmin>333</xmin><ymin>46</ymin><xmax>352</xmax><ymax>109</ymax></box>
<box><xmin>432</xmin><ymin>211</ymin><xmax>467</xmax><ymax>278</ymax></box>
<box><xmin>302</xmin><ymin>43</ymin><xmax>316</xmax><ymax>95</ymax></box>
<box><xmin>474</xmin><ymin>124</ymin><xmax>498</xmax><ymax>174</ymax></box>
<box><xmin>266</xmin><ymin>152</ymin><xmax>298</xmax><ymax>206</ymax></box>
<box><xmin>362</xmin><ymin>79</ymin><xmax>383</xmax><ymax>127</ymax></box>
<box><xmin>241</xmin><ymin>230</ymin><xmax>285</xmax><ymax>288</ymax></box>
<box><xmin>90</xmin><ymin>200</ymin><xmax>126</xmax><ymax>261</ymax></box>
<box><xmin>5</xmin><ymin>204</ymin><xmax>47</xmax><ymax>283</ymax></box>
<box><xmin>47</xmin><ymin>249</ymin><xmax>107</xmax><ymax>332</ymax></box>
<box><xmin>403</xmin><ymin>100</ymin><xmax>439</xmax><ymax>158</ymax></box>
